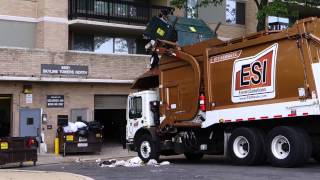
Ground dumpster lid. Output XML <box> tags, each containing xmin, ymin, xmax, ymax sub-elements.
<box><xmin>169</xmin><ymin>16</ymin><xmax>215</xmax><ymax>46</ymax></box>
<box><xmin>168</xmin><ymin>16</ymin><xmax>214</xmax><ymax>35</ymax></box>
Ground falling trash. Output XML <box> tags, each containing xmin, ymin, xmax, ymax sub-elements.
<box><xmin>146</xmin><ymin>159</ymin><xmax>158</xmax><ymax>166</ymax></box>
<box><xmin>99</xmin><ymin>157</ymin><xmax>170</xmax><ymax>168</ymax></box>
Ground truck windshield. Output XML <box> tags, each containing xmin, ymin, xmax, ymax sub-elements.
<box><xmin>129</xmin><ymin>97</ymin><xmax>142</xmax><ymax>119</ymax></box>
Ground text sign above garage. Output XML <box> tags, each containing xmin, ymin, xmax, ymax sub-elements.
<box><xmin>41</xmin><ymin>64</ymin><xmax>88</xmax><ymax>76</ymax></box>
<box><xmin>47</xmin><ymin>95</ymin><xmax>64</xmax><ymax>108</ymax></box>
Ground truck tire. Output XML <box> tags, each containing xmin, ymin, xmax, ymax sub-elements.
<box><xmin>313</xmin><ymin>153</ymin><xmax>320</xmax><ymax>162</ymax></box>
<box><xmin>227</xmin><ymin>127</ymin><xmax>265</xmax><ymax>165</ymax></box>
<box><xmin>311</xmin><ymin>138</ymin><xmax>320</xmax><ymax>163</ymax></box>
<box><xmin>265</xmin><ymin>126</ymin><xmax>311</xmax><ymax>167</ymax></box>
<box><xmin>296</xmin><ymin>128</ymin><xmax>312</xmax><ymax>163</ymax></box>
<box><xmin>184</xmin><ymin>152</ymin><xmax>204</xmax><ymax>161</ymax></box>
<box><xmin>137</xmin><ymin>134</ymin><xmax>160</xmax><ymax>163</ymax></box>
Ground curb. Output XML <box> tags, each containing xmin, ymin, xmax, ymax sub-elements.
<box><xmin>0</xmin><ymin>170</ymin><xmax>94</xmax><ymax>180</ymax></box>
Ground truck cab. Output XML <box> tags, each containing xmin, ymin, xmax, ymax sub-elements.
<box><xmin>126</xmin><ymin>90</ymin><xmax>159</xmax><ymax>148</ymax></box>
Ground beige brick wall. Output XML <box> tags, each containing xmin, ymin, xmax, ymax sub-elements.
<box><xmin>0</xmin><ymin>47</ymin><xmax>150</xmax><ymax>152</ymax></box>
<box><xmin>208</xmin><ymin>23</ymin><xmax>246</xmax><ymax>39</ymax></box>
<box><xmin>0</xmin><ymin>47</ymin><xmax>150</xmax><ymax>80</ymax></box>
<box><xmin>0</xmin><ymin>81</ymin><xmax>133</xmax><ymax>152</ymax></box>
<box><xmin>36</xmin><ymin>22</ymin><xmax>68</xmax><ymax>51</ymax></box>
<box><xmin>0</xmin><ymin>0</ymin><xmax>67</xmax><ymax>18</ymax></box>
<box><xmin>37</xmin><ymin>0</ymin><xmax>68</xmax><ymax>18</ymax></box>
<box><xmin>35</xmin><ymin>0</ymin><xmax>69</xmax><ymax>51</ymax></box>
<box><xmin>0</xmin><ymin>0</ymin><xmax>69</xmax><ymax>51</ymax></box>
<box><xmin>0</xmin><ymin>0</ymin><xmax>37</xmax><ymax>18</ymax></box>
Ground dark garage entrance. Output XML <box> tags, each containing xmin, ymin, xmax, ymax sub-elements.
<box><xmin>0</xmin><ymin>95</ymin><xmax>11</xmax><ymax>137</ymax></box>
<box><xmin>94</xmin><ymin>95</ymin><xmax>127</xmax><ymax>147</ymax></box>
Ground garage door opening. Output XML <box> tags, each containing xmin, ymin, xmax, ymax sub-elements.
<box><xmin>0</xmin><ymin>95</ymin><xmax>11</xmax><ymax>137</ymax></box>
<box><xmin>94</xmin><ymin>95</ymin><xmax>127</xmax><ymax>148</ymax></box>
<box><xmin>95</xmin><ymin>109</ymin><xmax>126</xmax><ymax>146</ymax></box>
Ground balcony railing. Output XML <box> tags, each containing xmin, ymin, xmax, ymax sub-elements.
<box><xmin>268</xmin><ymin>22</ymin><xmax>289</xmax><ymax>31</ymax></box>
<box><xmin>69</xmin><ymin>0</ymin><xmax>174</xmax><ymax>25</ymax></box>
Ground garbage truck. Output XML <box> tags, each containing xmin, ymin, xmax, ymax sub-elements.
<box><xmin>126</xmin><ymin>15</ymin><xmax>320</xmax><ymax>167</ymax></box>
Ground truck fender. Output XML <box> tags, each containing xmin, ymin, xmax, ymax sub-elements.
<box><xmin>133</xmin><ymin>127</ymin><xmax>158</xmax><ymax>146</ymax></box>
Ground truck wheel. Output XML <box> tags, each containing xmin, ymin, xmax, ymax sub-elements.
<box><xmin>311</xmin><ymin>139</ymin><xmax>320</xmax><ymax>163</ymax></box>
<box><xmin>265</xmin><ymin>126</ymin><xmax>311</xmax><ymax>167</ymax></box>
<box><xmin>137</xmin><ymin>134</ymin><xmax>159</xmax><ymax>163</ymax></box>
<box><xmin>184</xmin><ymin>152</ymin><xmax>204</xmax><ymax>161</ymax></box>
<box><xmin>296</xmin><ymin>128</ymin><xmax>312</xmax><ymax>163</ymax></box>
<box><xmin>313</xmin><ymin>153</ymin><xmax>320</xmax><ymax>162</ymax></box>
<box><xmin>227</xmin><ymin>128</ymin><xmax>265</xmax><ymax>165</ymax></box>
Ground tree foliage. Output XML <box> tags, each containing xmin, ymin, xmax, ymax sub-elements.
<box><xmin>170</xmin><ymin>0</ymin><xmax>320</xmax><ymax>31</ymax></box>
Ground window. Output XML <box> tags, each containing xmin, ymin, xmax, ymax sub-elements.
<box><xmin>94</xmin><ymin>36</ymin><xmax>113</xmax><ymax>53</ymax></box>
<box><xmin>73</xmin><ymin>34</ymin><xmax>93</xmax><ymax>51</ymax></box>
<box><xmin>114</xmin><ymin>38</ymin><xmax>136</xmax><ymax>54</ymax></box>
<box><xmin>226</xmin><ymin>0</ymin><xmax>245</xmax><ymax>25</ymax></box>
<box><xmin>73</xmin><ymin>34</ymin><xmax>137</xmax><ymax>54</ymax></box>
<box><xmin>129</xmin><ymin>97</ymin><xmax>142</xmax><ymax>119</ymax></box>
<box><xmin>27</xmin><ymin>118</ymin><xmax>34</xmax><ymax>125</ymax></box>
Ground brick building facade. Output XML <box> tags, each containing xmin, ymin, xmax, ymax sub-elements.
<box><xmin>0</xmin><ymin>0</ymin><xmax>260</xmax><ymax>152</ymax></box>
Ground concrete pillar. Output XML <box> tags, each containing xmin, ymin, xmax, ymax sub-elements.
<box><xmin>245</xmin><ymin>0</ymin><xmax>258</xmax><ymax>34</ymax></box>
<box><xmin>35</xmin><ymin>0</ymin><xmax>68</xmax><ymax>51</ymax></box>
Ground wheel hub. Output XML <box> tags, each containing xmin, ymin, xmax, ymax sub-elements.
<box><xmin>233</xmin><ymin>136</ymin><xmax>250</xmax><ymax>158</ymax></box>
<box><xmin>271</xmin><ymin>135</ymin><xmax>290</xmax><ymax>159</ymax></box>
<box><xmin>140</xmin><ymin>141</ymin><xmax>151</xmax><ymax>159</ymax></box>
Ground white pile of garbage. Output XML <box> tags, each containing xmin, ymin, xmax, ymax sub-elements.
<box><xmin>98</xmin><ymin>157</ymin><xmax>170</xmax><ymax>168</ymax></box>
<box><xmin>63</xmin><ymin>121</ymin><xmax>87</xmax><ymax>133</ymax></box>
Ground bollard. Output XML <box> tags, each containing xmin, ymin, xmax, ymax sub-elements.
<box><xmin>54</xmin><ymin>138</ymin><xmax>59</xmax><ymax>155</ymax></box>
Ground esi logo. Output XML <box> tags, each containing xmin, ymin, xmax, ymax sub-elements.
<box><xmin>231</xmin><ymin>43</ymin><xmax>278</xmax><ymax>103</ymax></box>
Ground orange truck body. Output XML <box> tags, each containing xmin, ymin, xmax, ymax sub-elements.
<box><xmin>151</xmin><ymin>17</ymin><xmax>320</xmax><ymax>129</ymax></box>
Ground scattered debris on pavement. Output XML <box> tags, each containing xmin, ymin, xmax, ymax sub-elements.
<box><xmin>99</xmin><ymin>157</ymin><xmax>170</xmax><ymax>168</ymax></box>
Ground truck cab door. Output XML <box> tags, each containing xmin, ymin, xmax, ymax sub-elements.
<box><xmin>126</xmin><ymin>96</ymin><xmax>144</xmax><ymax>140</ymax></box>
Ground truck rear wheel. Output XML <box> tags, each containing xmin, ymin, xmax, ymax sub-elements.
<box><xmin>227</xmin><ymin>128</ymin><xmax>265</xmax><ymax>165</ymax></box>
<box><xmin>137</xmin><ymin>134</ymin><xmax>159</xmax><ymax>163</ymax></box>
<box><xmin>184</xmin><ymin>152</ymin><xmax>204</xmax><ymax>161</ymax></box>
<box><xmin>313</xmin><ymin>153</ymin><xmax>320</xmax><ymax>162</ymax></box>
<box><xmin>265</xmin><ymin>126</ymin><xmax>311</xmax><ymax>167</ymax></box>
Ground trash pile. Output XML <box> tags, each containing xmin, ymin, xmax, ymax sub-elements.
<box><xmin>62</xmin><ymin>121</ymin><xmax>103</xmax><ymax>135</ymax></box>
<box><xmin>98</xmin><ymin>157</ymin><xmax>170</xmax><ymax>168</ymax></box>
<box><xmin>63</xmin><ymin>121</ymin><xmax>87</xmax><ymax>133</ymax></box>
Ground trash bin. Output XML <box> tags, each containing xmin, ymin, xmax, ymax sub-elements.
<box><xmin>57</xmin><ymin>121</ymin><xmax>103</xmax><ymax>156</ymax></box>
<box><xmin>0</xmin><ymin>137</ymin><xmax>38</xmax><ymax>166</ymax></box>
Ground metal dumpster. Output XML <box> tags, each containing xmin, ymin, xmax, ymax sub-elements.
<box><xmin>57</xmin><ymin>122</ymin><xmax>103</xmax><ymax>156</ymax></box>
<box><xmin>0</xmin><ymin>137</ymin><xmax>38</xmax><ymax>166</ymax></box>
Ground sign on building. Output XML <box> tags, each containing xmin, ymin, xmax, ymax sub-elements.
<box><xmin>47</xmin><ymin>95</ymin><xmax>64</xmax><ymax>108</ymax></box>
<box><xmin>41</xmin><ymin>64</ymin><xmax>88</xmax><ymax>76</ymax></box>
<box><xmin>26</xmin><ymin>94</ymin><xmax>33</xmax><ymax>104</ymax></box>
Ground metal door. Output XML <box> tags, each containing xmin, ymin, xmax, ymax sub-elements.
<box><xmin>19</xmin><ymin>108</ymin><xmax>41</xmax><ymax>138</ymax></box>
<box><xmin>94</xmin><ymin>95</ymin><xmax>127</xmax><ymax>110</ymax></box>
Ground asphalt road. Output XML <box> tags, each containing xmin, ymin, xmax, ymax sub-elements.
<box><xmin>17</xmin><ymin>156</ymin><xmax>320</xmax><ymax>180</ymax></box>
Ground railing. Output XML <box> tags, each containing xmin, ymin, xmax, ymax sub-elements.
<box><xmin>69</xmin><ymin>0</ymin><xmax>174</xmax><ymax>25</ymax></box>
<box><xmin>268</xmin><ymin>22</ymin><xmax>289</xmax><ymax>31</ymax></box>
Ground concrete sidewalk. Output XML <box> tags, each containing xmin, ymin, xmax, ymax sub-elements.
<box><xmin>0</xmin><ymin>170</ymin><xmax>93</xmax><ymax>180</ymax></box>
<box><xmin>37</xmin><ymin>144</ymin><xmax>136</xmax><ymax>165</ymax></box>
